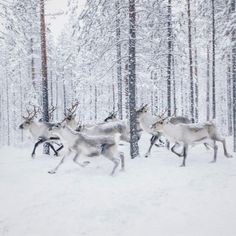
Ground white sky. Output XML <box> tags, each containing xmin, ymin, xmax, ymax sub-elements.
<box><xmin>46</xmin><ymin>0</ymin><xmax>86</xmax><ymax>39</ymax></box>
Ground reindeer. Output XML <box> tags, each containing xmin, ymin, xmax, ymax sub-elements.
<box><xmin>19</xmin><ymin>105</ymin><xmax>63</xmax><ymax>158</ymax></box>
<box><xmin>48</xmin><ymin>123</ymin><xmax>124</xmax><ymax>175</ymax></box>
<box><xmin>136</xmin><ymin>104</ymin><xmax>191</xmax><ymax>157</ymax></box>
<box><xmin>62</xmin><ymin>101</ymin><xmax>79</xmax><ymax>130</ymax></box>
<box><xmin>151</xmin><ymin>117</ymin><xmax>233</xmax><ymax>166</ymax></box>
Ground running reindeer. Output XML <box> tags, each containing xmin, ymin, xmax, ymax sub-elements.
<box><xmin>48</xmin><ymin>123</ymin><xmax>124</xmax><ymax>175</ymax></box>
<box><xmin>19</xmin><ymin>105</ymin><xmax>63</xmax><ymax>158</ymax></box>
<box><xmin>151</xmin><ymin>117</ymin><xmax>232</xmax><ymax>166</ymax></box>
<box><xmin>136</xmin><ymin>104</ymin><xmax>191</xmax><ymax>157</ymax></box>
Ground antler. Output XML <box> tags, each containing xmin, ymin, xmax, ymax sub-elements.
<box><xmin>66</xmin><ymin>100</ymin><xmax>79</xmax><ymax>115</ymax></box>
<box><xmin>49</xmin><ymin>105</ymin><xmax>57</xmax><ymax>120</ymax></box>
<box><xmin>159</xmin><ymin>108</ymin><xmax>168</xmax><ymax>119</ymax></box>
<box><xmin>22</xmin><ymin>104</ymin><xmax>39</xmax><ymax>120</ymax></box>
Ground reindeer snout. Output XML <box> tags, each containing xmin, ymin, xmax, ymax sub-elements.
<box><xmin>19</xmin><ymin>124</ymin><xmax>23</xmax><ymax>129</ymax></box>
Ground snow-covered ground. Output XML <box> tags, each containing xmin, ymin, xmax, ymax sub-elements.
<box><xmin>0</xmin><ymin>135</ymin><xmax>236</xmax><ymax>236</ymax></box>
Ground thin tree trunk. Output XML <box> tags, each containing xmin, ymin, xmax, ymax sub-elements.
<box><xmin>124</xmin><ymin>63</ymin><xmax>129</xmax><ymax>119</ymax></box>
<box><xmin>31</xmin><ymin>38</ymin><xmax>36</xmax><ymax>91</ymax></box>
<box><xmin>167</xmin><ymin>0</ymin><xmax>172</xmax><ymax>116</ymax></box>
<box><xmin>206</xmin><ymin>45</ymin><xmax>210</xmax><ymax>121</ymax></box>
<box><xmin>116</xmin><ymin>0</ymin><xmax>123</xmax><ymax>120</ymax></box>
<box><xmin>227</xmin><ymin>53</ymin><xmax>232</xmax><ymax>135</ymax></box>
<box><xmin>128</xmin><ymin>0</ymin><xmax>139</xmax><ymax>159</ymax></box>
<box><xmin>94</xmin><ymin>86</ymin><xmax>97</xmax><ymax>121</ymax></box>
<box><xmin>172</xmin><ymin>57</ymin><xmax>177</xmax><ymax>114</ymax></box>
<box><xmin>211</xmin><ymin>0</ymin><xmax>216</xmax><ymax>119</ymax></box>
<box><xmin>194</xmin><ymin>27</ymin><xmax>199</xmax><ymax>122</ymax></box>
<box><xmin>187</xmin><ymin>0</ymin><xmax>194</xmax><ymax>123</ymax></box>
<box><xmin>63</xmin><ymin>80</ymin><xmax>67</xmax><ymax>115</ymax></box>
<box><xmin>40</xmin><ymin>0</ymin><xmax>49</xmax><ymax>154</ymax></box>
<box><xmin>232</xmin><ymin>27</ymin><xmax>236</xmax><ymax>151</ymax></box>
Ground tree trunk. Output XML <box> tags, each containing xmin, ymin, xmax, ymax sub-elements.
<box><xmin>167</xmin><ymin>0</ymin><xmax>172</xmax><ymax>116</ymax></box>
<box><xmin>116</xmin><ymin>0</ymin><xmax>123</xmax><ymax>120</ymax></box>
<box><xmin>211</xmin><ymin>0</ymin><xmax>216</xmax><ymax>119</ymax></box>
<box><xmin>124</xmin><ymin>63</ymin><xmax>129</xmax><ymax>119</ymax></box>
<box><xmin>40</xmin><ymin>0</ymin><xmax>49</xmax><ymax>154</ymax></box>
<box><xmin>227</xmin><ymin>53</ymin><xmax>232</xmax><ymax>135</ymax></box>
<box><xmin>206</xmin><ymin>45</ymin><xmax>210</xmax><ymax>121</ymax></box>
<box><xmin>194</xmin><ymin>27</ymin><xmax>199</xmax><ymax>122</ymax></box>
<box><xmin>128</xmin><ymin>0</ymin><xmax>139</xmax><ymax>159</ymax></box>
<box><xmin>187</xmin><ymin>0</ymin><xmax>195</xmax><ymax>123</ymax></box>
<box><xmin>232</xmin><ymin>27</ymin><xmax>236</xmax><ymax>151</ymax></box>
<box><xmin>94</xmin><ymin>85</ymin><xmax>98</xmax><ymax>121</ymax></box>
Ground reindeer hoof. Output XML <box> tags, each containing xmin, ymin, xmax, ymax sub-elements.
<box><xmin>180</xmin><ymin>164</ymin><xmax>185</xmax><ymax>167</ymax></box>
<box><xmin>48</xmin><ymin>170</ymin><xmax>56</xmax><ymax>174</ymax></box>
<box><xmin>209</xmin><ymin>160</ymin><xmax>216</xmax><ymax>163</ymax></box>
<box><xmin>145</xmin><ymin>154</ymin><xmax>149</xmax><ymax>158</ymax></box>
<box><xmin>226</xmin><ymin>154</ymin><xmax>233</xmax><ymax>158</ymax></box>
<box><xmin>31</xmin><ymin>154</ymin><xmax>35</xmax><ymax>159</ymax></box>
<box><xmin>54</xmin><ymin>153</ymin><xmax>58</xmax><ymax>157</ymax></box>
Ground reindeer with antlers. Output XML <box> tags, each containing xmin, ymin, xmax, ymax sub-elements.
<box><xmin>136</xmin><ymin>104</ymin><xmax>192</xmax><ymax>157</ymax></box>
<box><xmin>19</xmin><ymin>105</ymin><xmax>63</xmax><ymax>158</ymax></box>
<box><xmin>151</xmin><ymin>116</ymin><xmax>233</xmax><ymax>166</ymax></box>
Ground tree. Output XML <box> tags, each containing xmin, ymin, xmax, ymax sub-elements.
<box><xmin>187</xmin><ymin>0</ymin><xmax>195</xmax><ymax>122</ymax></box>
<box><xmin>116</xmin><ymin>0</ymin><xmax>123</xmax><ymax>120</ymax></box>
<box><xmin>128</xmin><ymin>0</ymin><xmax>139</xmax><ymax>159</ymax></box>
<box><xmin>167</xmin><ymin>0</ymin><xmax>172</xmax><ymax>116</ymax></box>
<box><xmin>231</xmin><ymin>0</ymin><xmax>236</xmax><ymax>151</ymax></box>
<box><xmin>212</xmin><ymin>0</ymin><xmax>216</xmax><ymax>119</ymax></box>
<box><xmin>40</xmin><ymin>0</ymin><xmax>50</xmax><ymax>154</ymax></box>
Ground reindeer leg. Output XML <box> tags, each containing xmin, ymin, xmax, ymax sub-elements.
<box><xmin>145</xmin><ymin>135</ymin><xmax>159</xmax><ymax>158</ymax></box>
<box><xmin>73</xmin><ymin>152</ymin><xmax>90</xmax><ymax>167</ymax></box>
<box><xmin>119</xmin><ymin>152</ymin><xmax>125</xmax><ymax>171</ymax></box>
<box><xmin>171</xmin><ymin>143</ymin><xmax>184</xmax><ymax>157</ymax></box>
<box><xmin>180</xmin><ymin>144</ymin><xmax>188</xmax><ymax>167</ymax></box>
<box><xmin>48</xmin><ymin>149</ymin><xmax>71</xmax><ymax>174</ymax></box>
<box><xmin>46</xmin><ymin>142</ymin><xmax>59</xmax><ymax>156</ymax></box>
<box><xmin>56</xmin><ymin>144</ymin><xmax>64</xmax><ymax>153</ymax></box>
<box><xmin>215</xmin><ymin>137</ymin><xmax>232</xmax><ymax>158</ymax></box>
<box><xmin>31</xmin><ymin>138</ymin><xmax>45</xmax><ymax>158</ymax></box>
<box><xmin>102</xmin><ymin>144</ymin><xmax>120</xmax><ymax>176</ymax></box>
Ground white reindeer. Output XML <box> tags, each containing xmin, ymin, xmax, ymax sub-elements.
<box><xmin>19</xmin><ymin>106</ymin><xmax>63</xmax><ymax>157</ymax></box>
<box><xmin>151</xmin><ymin>117</ymin><xmax>232</xmax><ymax>166</ymax></box>
<box><xmin>136</xmin><ymin>104</ymin><xmax>191</xmax><ymax>157</ymax></box>
<box><xmin>48</xmin><ymin>123</ymin><xmax>124</xmax><ymax>175</ymax></box>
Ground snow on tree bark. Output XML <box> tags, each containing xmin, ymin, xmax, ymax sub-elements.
<box><xmin>129</xmin><ymin>0</ymin><xmax>139</xmax><ymax>159</ymax></box>
<box><xmin>187</xmin><ymin>0</ymin><xmax>195</xmax><ymax>123</ymax></box>
<box><xmin>116</xmin><ymin>0</ymin><xmax>123</xmax><ymax>120</ymax></box>
<box><xmin>40</xmin><ymin>0</ymin><xmax>49</xmax><ymax>154</ymax></box>
<box><xmin>211</xmin><ymin>0</ymin><xmax>216</xmax><ymax>119</ymax></box>
<box><xmin>167</xmin><ymin>0</ymin><xmax>172</xmax><ymax>117</ymax></box>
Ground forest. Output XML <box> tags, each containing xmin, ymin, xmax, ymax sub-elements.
<box><xmin>0</xmin><ymin>0</ymin><xmax>236</xmax><ymax>235</ymax></box>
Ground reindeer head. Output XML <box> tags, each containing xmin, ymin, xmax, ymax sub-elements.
<box><xmin>136</xmin><ymin>104</ymin><xmax>148</xmax><ymax>118</ymax></box>
<box><xmin>151</xmin><ymin>119</ymin><xmax>167</xmax><ymax>131</ymax></box>
<box><xmin>63</xmin><ymin>101</ymin><xmax>79</xmax><ymax>124</ymax></box>
<box><xmin>19</xmin><ymin>105</ymin><xmax>39</xmax><ymax>130</ymax></box>
<box><xmin>104</xmin><ymin>112</ymin><xmax>117</xmax><ymax>122</ymax></box>
<box><xmin>151</xmin><ymin>109</ymin><xmax>173</xmax><ymax>131</ymax></box>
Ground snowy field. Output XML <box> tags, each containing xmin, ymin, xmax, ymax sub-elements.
<box><xmin>0</xmin><ymin>134</ymin><xmax>236</xmax><ymax>236</ymax></box>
